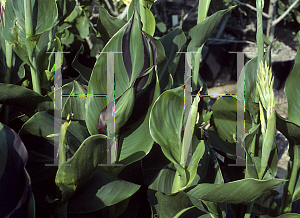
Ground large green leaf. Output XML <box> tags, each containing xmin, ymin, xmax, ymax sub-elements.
<box><xmin>67</xmin><ymin>169</ymin><xmax>140</xmax><ymax>212</ymax></box>
<box><xmin>3</xmin><ymin>0</ymin><xmax>58</xmax><ymax>67</ymax></box>
<box><xmin>149</xmin><ymin>85</ymin><xmax>184</xmax><ymax>165</ymax></box>
<box><xmin>0</xmin><ymin>123</ymin><xmax>34</xmax><ymax>217</ymax></box>
<box><xmin>187</xmin><ymin>178</ymin><xmax>284</xmax><ymax>204</ymax></box>
<box><xmin>158</xmin><ymin>26</ymin><xmax>186</xmax><ymax>91</ymax></box>
<box><xmin>0</xmin><ymin>83</ymin><xmax>54</xmax><ymax>117</ymax></box>
<box><xmin>55</xmin><ymin>134</ymin><xmax>107</xmax><ymax>201</ymax></box>
<box><xmin>207</xmin><ymin>126</ymin><xmax>236</xmax><ymax>159</ymax></box>
<box><xmin>285</xmin><ymin>48</ymin><xmax>300</xmax><ymax>126</ymax></box>
<box><xmin>210</xmin><ymin>96</ymin><xmax>252</xmax><ymax>144</ymax></box>
<box><xmin>86</xmin><ymin>10</ymin><xmax>157</xmax><ymax>135</ymax></box>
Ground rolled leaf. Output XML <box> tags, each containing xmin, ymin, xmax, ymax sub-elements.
<box><xmin>86</xmin><ymin>9</ymin><xmax>157</xmax><ymax>135</ymax></box>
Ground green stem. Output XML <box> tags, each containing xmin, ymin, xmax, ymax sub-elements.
<box><xmin>172</xmin><ymin>165</ymin><xmax>187</xmax><ymax>193</ymax></box>
<box><xmin>58</xmin><ymin>113</ymin><xmax>73</xmax><ymax>167</ymax></box>
<box><xmin>30</xmin><ymin>52</ymin><xmax>42</xmax><ymax>95</ymax></box>
<box><xmin>24</xmin><ymin>0</ymin><xmax>33</xmax><ymax>37</ymax></box>
<box><xmin>244</xmin><ymin>201</ymin><xmax>254</xmax><ymax>218</ymax></box>
<box><xmin>5</xmin><ymin>41</ymin><xmax>12</xmax><ymax>70</ymax></box>
<box><xmin>3</xmin><ymin>41</ymin><xmax>13</xmax><ymax>124</ymax></box>
<box><xmin>281</xmin><ymin>145</ymin><xmax>299</xmax><ymax>213</ymax></box>
<box><xmin>24</xmin><ymin>0</ymin><xmax>41</xmax><ymax>95</ymax></box>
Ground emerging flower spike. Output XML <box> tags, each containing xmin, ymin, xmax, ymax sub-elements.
<box><xmin>256</xmin><ymin>61</ymin><xmax>275</xmax><ymax>120</ymax></box>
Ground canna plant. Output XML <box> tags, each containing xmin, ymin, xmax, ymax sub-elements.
<box><xmin>0</xmin><ymin>0</ymin><xmax>299</xmax><ymax>217</ymax></box>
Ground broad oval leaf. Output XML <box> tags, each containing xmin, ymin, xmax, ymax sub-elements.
<box><xmin>210</xmin><ymin>96</ymin><xmax>252</xmax><ymax>144</ymax></box>
<box><xmin>0</xmin><ymin>83</ymin><xmax>54</xmax><ymax>117</ymax></box>
<box><xmin>187</xmin><ymin>178</ymin><xmax>284</xmax><ymax>204</ymax></box>
<box><xmin>149</xmin><ymin>85</ymin><xmax>184</xmax><ymax>165</ymax></box>
<box><xmin>67</xmin><ymin>169</ymin><xmax>140</xmax><ymax>212</ymax></box>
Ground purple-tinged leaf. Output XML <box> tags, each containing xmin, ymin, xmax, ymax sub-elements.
<box><xmin>86</xmin><ymin>9</ymin><xmax>158</xmax><ymax>136</ymax></box>
<box><xmin>98</xmin><ymin>87</ymin><xmax>135</xmax><ymax>135</ymax></box>
<box><xmin>0</xmin><ymin>123</ymin><xmax>33</xmax><ymax>217</ymax></box>
<box><xmin>122</xmin><ymin>15</ymin><xmax>134</xmax><ymax>80</ymax></box>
